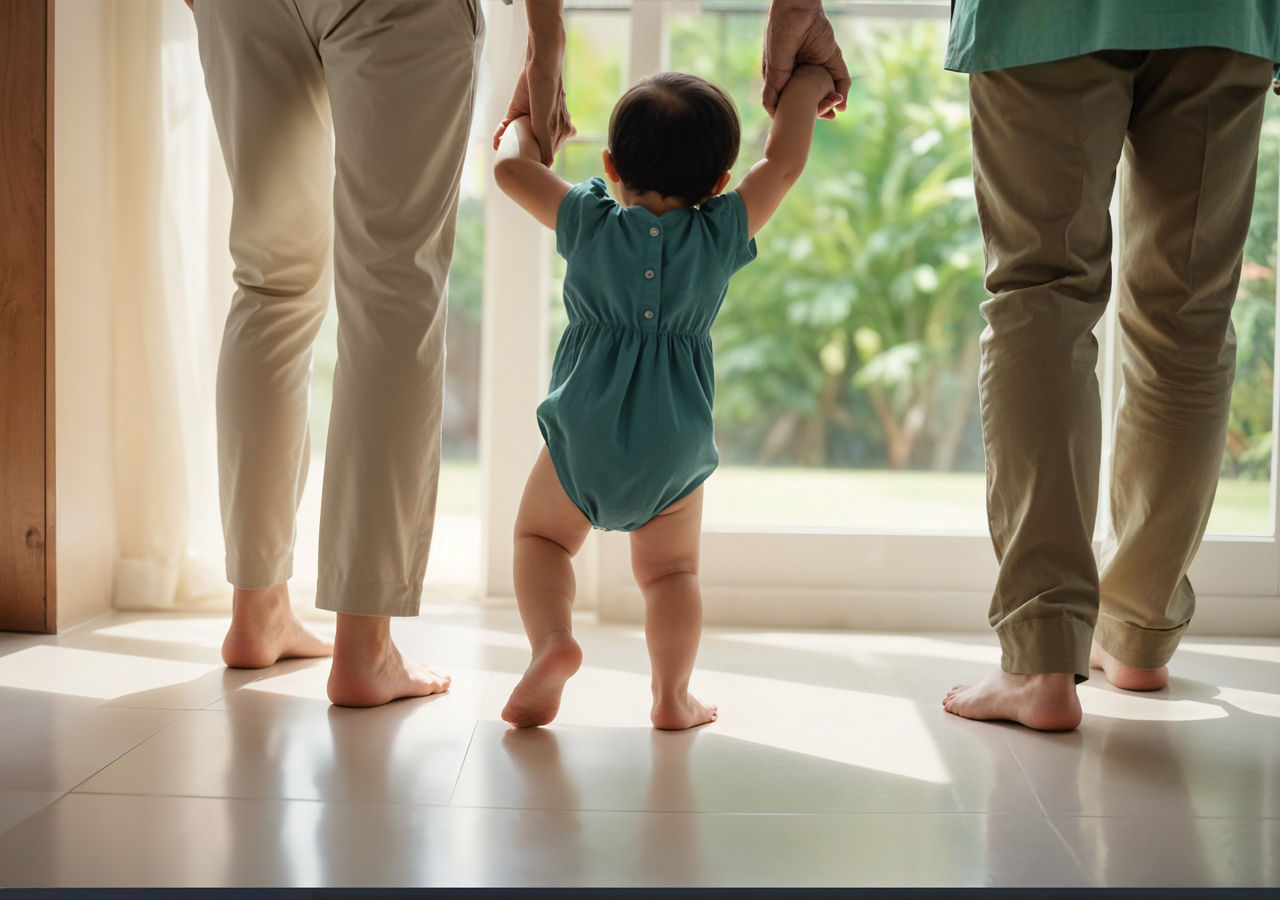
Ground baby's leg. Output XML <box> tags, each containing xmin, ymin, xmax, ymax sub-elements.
<box><xmin>630</xmin><ymin>486</ymin><xmax>717</xmax><ymax>730</ymax></box>
<box><xmin>502</xmin><ymin>446</ymin><xmax>592</xmax><ymax>727</ymax></box>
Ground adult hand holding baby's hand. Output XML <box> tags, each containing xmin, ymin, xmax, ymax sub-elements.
<box><xmin>762</xmin><ymin>0</ymin><xmax>850</xmax><ymax>120</ymax></box>
<box><xmin>493</xmin><ymin>0</ymin><xmax>576</xmax><ymax>165</ymax></box>
<box><xmin>788</xmin><ymin>64</ymin><xmax>840</xmax><ymax>118</ymax></box>
<box><xmin>493</xmin><ymin>65</ymin><xmax>576</xmax><ymax>165</ymax></box>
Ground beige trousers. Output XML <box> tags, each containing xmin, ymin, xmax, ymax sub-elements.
<box><xmin>195</xmin><ymin>0</ymin><xmax>483</xmax><ymax>616</ymax></box>
<box><xmin>970</xmin><ymin>49</ymin><xmax>1271</xmax><ymax>679</ymax></box>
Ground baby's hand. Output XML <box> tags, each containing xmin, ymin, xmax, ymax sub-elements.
<box><xmin>787</xmin><ymin>64</ymin><xmax>840</xmax><ymax>118</ymax></box>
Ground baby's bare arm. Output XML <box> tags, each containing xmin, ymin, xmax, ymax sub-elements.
<box><xmin>493</xmin><ymin>116</ymin><xmax>573</xmax><ymax>231</ymax></box>
<box><xmin>735</xmin><ymin>64</ymin><xmax>835</xmax><ymax>238</ymax></box>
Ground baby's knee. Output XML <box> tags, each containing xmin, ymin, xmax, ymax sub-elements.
<box><xmin>515</xmin><ymin>526</ymin><xmax>578</xmax><ymax>559</ymax></box>
<box><xmin>632</xmin><ymin>564</ymin><xmax>698</xmax><ymax>594</ymax></box>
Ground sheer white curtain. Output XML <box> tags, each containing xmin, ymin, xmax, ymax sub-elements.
<box><xmin>110</xmin><ymin>0</ymin><xmax>230</xmax><ymax>609</ymax></box>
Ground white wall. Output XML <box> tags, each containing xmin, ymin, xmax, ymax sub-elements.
<box><xmin>52</xmin><ymin>1</ymin><xmax>117</xmax><ymax>630</ymax></box>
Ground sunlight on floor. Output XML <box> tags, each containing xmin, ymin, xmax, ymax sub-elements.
<box><xmin>234</xmin><ymin>664</ymin><xmax>329</xmax><ymax>700</ymax></box>
<box><xmin>0</xmin><ymin>646</ymin><xmax>218</xmax><ymax>701</ymax></box>
<box><xmin>544</xmin><ymin>659</ymin><xmax>954</xmax><ymax>785</ymax></box>
<box><xmin>92</xmin><ymin>618</ymin><xmax>227</xmax><ymax>648</ymax></box>
<box><xmin>716</xmin><ymin>631</ymin><xmax>999</xmax><ymax>666</ymax></box>
<box><xmin>1078</xmin><ymin>684</ymin><xmax>1229</xmax><ymax>722</ymax></box>
<box><xmin>1215</xmin><ymin>686</ymin><xmax>1280</xmax><ymax>718</ymax></box>
<box><xmin>1180</xmin><ymin>641</ymin><xmax>1280</xmax><ymax>664</ymax></box>
<box><xmin>711</xmin><ymin>679</ymin><xmax>953</xmax><ymax>786</ymax></box>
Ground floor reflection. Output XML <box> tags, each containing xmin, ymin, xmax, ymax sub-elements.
<box><xmin>0</xmin><ymin>609</ymin><xmax>1274</xmax><ymax>888</ymax></box>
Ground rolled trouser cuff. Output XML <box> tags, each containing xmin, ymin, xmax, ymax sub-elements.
<box><xmin>227</xmin><ymin>552</ymin><xmax>293</xmax><ymax>591</ymax></box>
<box><xmin>1094</xmin><ymin>612</ymin><xmax>1186</xmax><ymax>670</ymax></box>
<box><xmin>996</xmin><ymin>613</ymin><xmax>1094</xmax><ymax>682</ymax></box>
<box><xmin>315</xmin><ymin>575</ymin><xmax>422</xmax><ymax>618</ymax></box>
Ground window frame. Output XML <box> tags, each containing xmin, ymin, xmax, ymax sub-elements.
<box><xmin>478</xmin><ymin>0</ymin><xmax>1280</xmax><ymax>633</ymax></box>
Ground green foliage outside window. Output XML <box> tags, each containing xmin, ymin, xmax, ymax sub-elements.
<box><xmin>689</xmin><ymin>17</ymin><xmax>988</xmax><ymax>471</ymax></box>
<box><xmin>552</xmin><ymin>10</ymin><xmax>1276</xmax><ymax>480</ymax></box>
<box><xmin>1232</xmin><ymin>99</ymin><xmax>1278</xmax><ymax>481</ymax></box>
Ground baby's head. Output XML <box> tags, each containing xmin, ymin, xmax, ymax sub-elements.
<box><xmin>604</xmin><ymin>72</ymin><xmax>740</xmax><ymax>207</ymax></box>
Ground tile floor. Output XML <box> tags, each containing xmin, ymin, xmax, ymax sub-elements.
<box><xmin>0</xmin><ymin>606</ymin><xmax>1275</xmax><ymax>888</ymax></box>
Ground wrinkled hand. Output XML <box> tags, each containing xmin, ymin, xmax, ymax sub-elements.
<box><xmin>493</xmin><ymin>56</ymin><xmax>575</xmax><ymax>166</ymax></box>
<box><xmin>762</xmin><ymin>0</ymin><xmax>851</xmax><ymax>119</ymax></box>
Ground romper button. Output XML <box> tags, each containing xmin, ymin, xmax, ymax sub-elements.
<box><xmin>644</xmin><ymin>269</ymin><xmax>655</xmax><ymax>279</ymax></box>
<box><xmin>643</xmin><ymin>310</ymin><xmax>654</xmax><ymax>319</ymax></box>
<box><xmin>649</xmin><ymin>226</ymin><xmax>659</xmax><ymax>237</ymax></box>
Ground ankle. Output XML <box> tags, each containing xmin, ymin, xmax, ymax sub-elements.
<box><xmin>1021</xmin><ymin>672</ymin><xmax>1077</xmax><ymax>691</ymax></box>
<box><xmin>1027</xmin><ymin>672</ymin><xmax>1075</xmax><ymax>683</ymax></box>
<box><xmin>534</xmin><ymin>629</ymin><xmax>577</xmax><ymax>651</ymax></box>
<box><xmin>230</xmin><ymin>584</ymin><xmax>290</xmax><ymax>621</ymax></box>
<box><xmin>651</xmin><ymin>683</ymin><xmax>691</xmax><ymax>707</ymax></box>
<box><xmin>333</xmin><ymin>614</ymin><xmax>393</xmax><ymax>655</ymax></box>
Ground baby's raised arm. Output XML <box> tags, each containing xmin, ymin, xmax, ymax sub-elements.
<box><xmin>493</xmin><ymin>116</ymin><xmax>573</xmax><ymax>231</ymax></box>
<box><xmin>735</xmin><ymin>64</ymin><xmax>836</xmax><ymax>238</ymax></box>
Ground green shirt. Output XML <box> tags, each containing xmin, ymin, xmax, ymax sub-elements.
<box><xmin>945</xmin><ymin>0</ymin><xmax>1280</xmax><ymax>73</ymax></box>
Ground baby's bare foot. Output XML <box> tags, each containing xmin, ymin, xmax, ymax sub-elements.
<box><xmin>651</xmin><ymin>693</ymin><xmax>717</xmax><ymax>731</ymax></box>
<box><xmin>222</xmin><ymin>585</ymin><xmax>334</xmax><ymax>669</ymax></box>
<box><xmin>502</xmin><ymin>633</ymin><xmax>583</xmax><ymax>728</ymax></box>
<box><xmin>942</xmin><ymin>670</ymin><xmax>1081</xmax><ymax>731</ymax></box>
<box><xmin>1089</xmin><ymin>639</ymin><xmax>1169</xmax><ymax>691</ymax></box>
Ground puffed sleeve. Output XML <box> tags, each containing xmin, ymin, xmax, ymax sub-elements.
<box><xmin>700</xmin><ymin>189</ymin><xmax>757</xmax><ymax>275</ymax></box>
<box><xmin>556</xmin><ymin>177</ymin><xmax>618</xmax><ymax>261</ymax></box>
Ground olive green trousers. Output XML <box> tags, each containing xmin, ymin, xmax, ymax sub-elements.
<box><xmin>970</xmin><ymin>48</ymin><xmax>1271</xmax><ymax>678</ymax></box>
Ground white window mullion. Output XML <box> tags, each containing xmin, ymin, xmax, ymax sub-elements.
<box><xmin>1259</xmin><ymin>118</ymin><xmax>1278</xmax><ymax>594</ymax></box>
<box><xmin>479</xmin><ymin>0</ymin><xmax>553</xmax><ymax>599</ymax></box>
<box><xmin>628</xmin><ymin>0</ymin><xmax>669</xmax><ymax>79</ymax></box>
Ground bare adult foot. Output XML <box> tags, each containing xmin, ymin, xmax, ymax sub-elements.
<box><xmin>1089</xmin><ymin>640</ymin><xmax>1169</xmax><ymax>691</ymax></box>
<box><xmin>942</xmin><ymin>670</ymin><xmax>1081</xmax><ymax>731</ymax></box>
<box><xmin>651</xmin><ymin>692</ymin><xmax>717</xmax><ymax>731</ymax></box>
<box><xmin>221</xmin><ymin>584</ymin><xmax>334</xmax><ymax>669</ymax></box>
<box><xmin>326</xmin><ymin>614</ymin><xmax>451</xmax><ymax>708</ymax></box>
<box><xmin>502</xmin><ymin>632</ymin><xmax>583</xmax><ymax>727</ymax></box>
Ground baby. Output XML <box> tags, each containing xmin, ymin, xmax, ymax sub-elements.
<box><xmin>493</xmin><ymin>64</ymin><xmax>837</xmax><ymax>729</ymax></box>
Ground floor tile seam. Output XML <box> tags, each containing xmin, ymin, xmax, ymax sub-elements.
<box><xmin>1000</xmin><ymin>728</ymin><xmax>1053</xmax><ymax>819</ymax></box>
<box><xmin>445</xmin><ymin>719</ymin><xmax>481</xmax><ymax>806</ymax></box>
<box><xmin>0</xmin><ymin>791</ymin><xmax>70</xmax><ymax>842</ymax></box>
<box><xmin>444</xmin><ymin>803</ymin><xmax>1062</xmax><ymax>817</ymax></box>
<box><xmin>1040</xmin><ymin>811</ymin><xmax>1098</xmax><ymax>887</ymax></box>
<box><xmin>60</xmin><ymin>786</ymin><xmax>478</xmax><ymax>808</ymax></box>
<box><xmin>46</xmin><ymin>791</ymin><xmax>1066</xmax><ymax>820</ymax></box>
<box><xmin>186</xmin><ymin>701</ymin><xmax>356</xmax><ymax>716</ymax></box>
<box><xmin>104</xmin><ymin>702</ymin><xmax>230</xmax><ymax>712</ymax></box>
<box><xmin>59</xmin><ymin>789</ymin><xmax>339</xmax><ymax>806</ymax></box>
<box><xmin>61</xmin><ymin>708</ymin><xmax>195</xmax><ymax>795</ymax></box>
<box><xmin>195</xmin><ymin>667</ymin><xmax>293</xmax><ymax>711</ymax></box>
<box><xmin>1042</xmin><ymin>813</ymin><xmax>1280</xmax><ymax>821</ymax></box>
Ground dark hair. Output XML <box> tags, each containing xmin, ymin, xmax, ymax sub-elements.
<box><xmin>607</xmin><ymin>72</ymin><xmax>740</xmax><ymax>206</ymax></box>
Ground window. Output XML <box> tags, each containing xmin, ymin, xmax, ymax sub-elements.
<box><xmin>478</xmin><ymin>0</ymin><xmax>1280</xmax><ymax>628</ymax></box>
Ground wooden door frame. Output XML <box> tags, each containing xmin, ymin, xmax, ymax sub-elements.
<box><xmin>0</xmin><ymin>0</ymin><xmax>55</xmax><ymax>632</ymax></box>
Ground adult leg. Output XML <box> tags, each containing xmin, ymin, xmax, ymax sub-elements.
<box><xmin>307</xmin><ymin>0</ymin><xmax>483</xmax><ymax>706</ymax></box>
<box><xmin>630</xmin><ymin>487</ymin><xmax>716</xmax><ymax>731</ymax></box>
<box><xmin>195</xmin><ymin>0</ymin><xmax>336</xmax><ymax>668</ymax></box>
<box><xmin>1093</xmin><ymin>49</ymin><xmax>1271</xmax><ymax>689</ymax></box>
<box><xmin>943</xmin><ymin>53</ymin><xmax>1134</xmax><ymax>730</ymax></box>
<box><xmin>502</xmin><ymin>448</ymin><xmax>592</xmax><ymax>727</ymax></box>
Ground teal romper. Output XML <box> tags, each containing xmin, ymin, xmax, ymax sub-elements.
<box><xmin>539</xmin><ymin>177</ymin><xmax>757</xmax><ymax>532</ymax></box>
